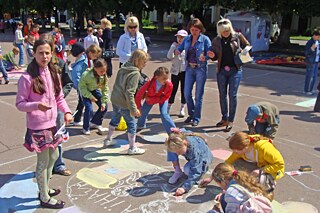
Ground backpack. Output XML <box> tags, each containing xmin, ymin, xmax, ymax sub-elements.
<box><xmin>135</xmin><ymin>72</ymin><xmax>149</xmax><ymax>97</ymax></box>
<box><xmin>231</xmin><ymin>184</ymin><xmax>272</xmax><ymax>213</ymax></box>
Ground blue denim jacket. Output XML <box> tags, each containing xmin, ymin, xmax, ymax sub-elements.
<box><xmin>71</xmin><ymin>53</ymin><xmax>88</xmax><ymax>89</ymax></box>
<box><xmin>305</xmin><ymin>38</ymin><xmax>319</xmax><ymax>64</ymax></box>
<box><xmin>182</xmin><ymin>135</ymin><xmax>213</xmax><ymax>192</ymax></box>
<box><xmin>177</xmin><ymin>34</ymin><xmax>212</xmax><ymax>67</ymax></box>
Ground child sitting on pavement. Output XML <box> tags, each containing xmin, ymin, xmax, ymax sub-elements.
<box><xmin>202</xmin><ymin>162</ymin><xmax>272</xmax><ymax>213</ymax></box>
<box><xmin>1</xmin><ymin>46</ymin><xmax>20</xmax><ymax>71</ymax></box>
<box><xmin>165</xmin><ymin>127</ymin><xmax>213</xmax><ymax>196</ymax></box>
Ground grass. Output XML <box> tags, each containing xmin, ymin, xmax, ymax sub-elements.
<box><xmin>290</xmin><ymin>36</ymin><xmax>310</xmax><ymax>41</ymax></box>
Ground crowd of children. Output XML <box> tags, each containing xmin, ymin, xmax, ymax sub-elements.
<box><xmin>8</xmin><ymin>16</ymin><xmax>320</xmax><ymax>212</ymax></box>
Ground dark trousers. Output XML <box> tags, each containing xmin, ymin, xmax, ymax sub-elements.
<box><xmin>315</xmin><ymin>92</ymin><xmax>320</xmax><ymax>112</ymax></box>
<box><xmin>169</xmin><ymin>72</ymin><xmax>186</xmax><ymax>105</ymax></box>
<box><xmin>74</xmin><ymin>91</ymin><xmax>84</xmax><ymax>123</ymax></box>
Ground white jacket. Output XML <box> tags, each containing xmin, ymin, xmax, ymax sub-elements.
<box><xmin>167</xmin><ymin>42</ymin><xmax>186</xmax><ymax>75</ymax></box>
<box><xmin>116</xmin><ymin>32</ymin><xmax>148</xmax><ymax>64</ymax></box>
<box><xmin>84</xmin><ymin>34</ymin><xmax>99</xmax><ymax>49</ymax></box>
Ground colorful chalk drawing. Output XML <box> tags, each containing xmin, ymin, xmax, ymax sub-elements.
<box><xmin>295</xmin><ymin>98</ymin><xmax>316</xmax><ymax>108</ymax></box>
<box><xmin>0</xmin><ymin>171</ymin><xmax>39</xmax><ymax>212</ymax></box>
<box><xmin>0</xmin><ymin>134</ymin><xmax>318</xmax><ymax>212</ymax></box>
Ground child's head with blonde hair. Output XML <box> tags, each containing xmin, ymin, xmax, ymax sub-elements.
<box><xmin>85</xmin><ymin>44</ymin><xmax>102</xmax><ymax>60</ymax></box>
<box><xmin>101</xmin><ymin>18</ymin><xmax>112</xmax><ymax>30</ymax></box>
<box><xmin>212</xmin><ymin>162</ymin><xmax>272</xmax><ymax>200</ymax></box>
<box><xmin>129</xmin><ymin>49</ymin><xmax>149</xmax><ymax>70</ymax></box>
<box><xmin>12</xmin><ymin>46</ymin><xmax>20</xmax><ymax>55</ymax></box>
<box><xmin>165</xmin><ymin>128</ymin><xmax>205</xmax><ymax>154</ymax></box>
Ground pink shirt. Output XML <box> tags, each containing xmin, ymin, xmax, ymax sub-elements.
<box><xmin>16</xmin><ymin>66</ymin><xmax>71</xmax><ymax>130</ymax></box>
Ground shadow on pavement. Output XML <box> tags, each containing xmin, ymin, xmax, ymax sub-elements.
<box><xmin>280</xmin><ymin>110</ymin><xmax>320</xmax><ymax>123</ymax></box>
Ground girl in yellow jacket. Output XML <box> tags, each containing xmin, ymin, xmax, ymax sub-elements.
<box><xmin>225</xmin><ymin>131</ymin><xmax>285</xmax><ymax>181</ymax></box>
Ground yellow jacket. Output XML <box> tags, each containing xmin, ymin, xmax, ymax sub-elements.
<box><xmin>225</xmin><ymin>139</ymin><xmax>285</xmax><ymax>180</ymax></box>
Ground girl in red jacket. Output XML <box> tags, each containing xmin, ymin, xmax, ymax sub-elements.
<box><xmin>136</xmin><ymin>67</ymin><xmax>184</xmax><ymax>183</ymax></box>
<box><xmin>135</xmin><ymin>67</ymin><xmax>175</xmax><ymax>133</ymax></box>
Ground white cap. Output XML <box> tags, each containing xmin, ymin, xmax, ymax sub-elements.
<box><xmin>175</xmin><ymin>29</ymin><xmax>188</xmax><ymax>37</ymax></box>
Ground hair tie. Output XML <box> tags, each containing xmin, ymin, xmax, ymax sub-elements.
<box><xmin>233</xmin><ymin>170</ymin><xmax>238</xmax><ymax>176</ymax></box>
<box><xmin>170</xmin><ymin>127</ymin><xmax>182</xmax><ymax>134</ymax></box>
<box><xmin>249</xmin><ymin>136</ymin><xmax>255</xmax><ymax>143</ymax></box>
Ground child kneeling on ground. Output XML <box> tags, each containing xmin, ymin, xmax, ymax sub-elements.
<box><xmin>165</xmin><ymin>127</ymin><xmax>213</xmax><ymax>196</ymax></box>
<box><xmin>202</xmin><ymin>162</ymin><xmax>272</xmax><ymax>213</ymax></box>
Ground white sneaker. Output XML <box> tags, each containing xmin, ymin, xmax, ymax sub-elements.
<box><xmin>168</xmin><ymin>171</ymin><xmax>183</xmax><ymax>184</ymax></box>
<box><xmin>179</xmin><ymin>108</ymin><xmax>185</xmax><ymax>118</ymax></box>
<box><xmin>73</xmin><ymin>121</ymin><xmax>83</xmax><ymax>126</ymax></box>
<box><xmin>102</xmin><ymin>138</ymin><xmax>116</xmax><ymax>148</ymax></box>
<box><xmin>82</xmin><ymin>129</ymin><xmax>90</xmax><ymax>135</ymax></box>
<box><xmin>127</xmin><ymin>147</ymin><xmax>145</xmax><ymax>155</ymax></box>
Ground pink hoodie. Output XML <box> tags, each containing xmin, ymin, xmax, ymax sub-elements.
<box><xmin>16</xmin><ymin>66</ymin><xmax>71</xmax><ymax>130</ymax></box>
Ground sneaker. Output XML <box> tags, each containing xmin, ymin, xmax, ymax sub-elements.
<box><xmin>192</xmin><ymin>120</ymin><xmax>199</xmax><ymax>126</ymax></box>
<box><xmin>178</xmin><ymin>108</ymin><xmax>185</xmax><ymax>118</ymax></box>
<box><xmin>216</xmin><ymin>120</ymin><xmax>228</xmax><ymax>127</ymax></box>
<box><xmin>168</xmin><ymin>171</ymin><xmax>183</xmax><ymax>184</ymax></box>
<box><xmin>127</xmin><ymin>147</ymin><xmax>145</xmax><ymax>155</ymax></box>
<box><xmin>19</xmin><ymin>64</ymin><xmax>26</xmax><ymax>68</ymax></box>
<box><xmin>5</xmin><ymin>80</ymin><xmax>9</xmax><ymax>84</ymax></box>
<box><xmin>73</xmin><ymin>121</ymin><xmax>83</xmax><ymax>126</ymax></box>
<box><xmin>82</xmin><ymin>129</ymin><xmax>90</xmax><ymax>135</ymax></box>
<box><xmin>102</xmin><ymin>138</ymin><xmax>116</xmax><ymax>148</ymax></box>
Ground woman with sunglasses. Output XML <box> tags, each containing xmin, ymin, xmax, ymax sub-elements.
<box><xmin>175</xmin><ymin>18</ymin><xmax>212</xmax><ymax>127</ymax></box>
<box><xmin>207</xmin><ymin>18</ymin><xmax>250</xmax><ymax>132</ymax></box>
<box><xmin>116</xmin><ymin>16</ymin><xmax>148</xmax><ymax>68</ymax></box>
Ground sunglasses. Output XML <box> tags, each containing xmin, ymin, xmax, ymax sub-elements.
<box><xmin>218</xmin><ymin>21</ymin><xmax>229</xmax><ymax>26</ymax></box>
<box><xmin>128</xmin><ymin>25</ymin><xmax>137</xmax><ymax>29</ymax></box>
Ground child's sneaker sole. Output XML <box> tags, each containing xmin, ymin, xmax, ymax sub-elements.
<box><xmin>102</xmin><ymin>139</ymin><xmax>116</xmax><ymax>148</ymax></box>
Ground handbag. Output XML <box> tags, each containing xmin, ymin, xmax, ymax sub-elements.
<box><xmin>102</xmin><ymin>49</ymin><xmax>116</xmax><ymax>59</ymax></box>
<box><xmin>234</xmin><ymin>33</ymin><xmax>253</xmax><ymax>65</ymax></box>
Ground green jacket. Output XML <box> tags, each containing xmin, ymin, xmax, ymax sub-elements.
<box><xmin>111</xmin><ymin>62</ymin><xmax>140</xmax><ymax>113</ymax></box>
<box><xmin>79</xmin><ymin>68</ymin><xmax>109</xmax><ymax>107</ymax></box>
<box><xmin>2</xmin><ymin>51</ymin><xmax>17</xmax><ymax>65</ymax></box>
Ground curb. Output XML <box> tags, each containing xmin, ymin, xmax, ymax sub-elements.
<box><xmin>245</xmin><ymin>63</ymin><xmax>306</xmax><ymax>75</ymax></box>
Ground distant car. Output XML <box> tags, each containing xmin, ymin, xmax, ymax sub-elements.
<box><xmin>270</xmin><ymin>21</ymin><xmax>280</xmax><ymax>42</ymax></box>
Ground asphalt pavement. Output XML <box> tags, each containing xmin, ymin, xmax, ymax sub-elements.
<box><xmin>0</xmin><ymin>30</ymin><xmax>319</xmax><ymax>213</ymax></box>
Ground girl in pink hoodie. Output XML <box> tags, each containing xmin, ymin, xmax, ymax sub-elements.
<box><xmin>16</xmin><ymin>38</ymin><xmax>73</xmax><ymax>209</ymax></box>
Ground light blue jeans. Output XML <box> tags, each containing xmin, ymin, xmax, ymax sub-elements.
<box><xmin>16</xmin><ymin>43</ymin><xmax>24</xmax><ymax>66</ymax></box>
<box><xmin>304</xmin><ymin>62</ymin><xmax>319</xmax><ymax>93</ymax></box>
<box><xmin>109</xmin><ymin>104</ymin><xmax>136</xmax><ymax>135</ymax></box>
<box><xmin>53</xmin><ymin>110</ymin><xmax>65</xmax><ymax>172</ymax></box>
<box><xmin>184</xmin><ymin>66</ymin><xmax>208</xmax><ymax>122</ymax></box>
<box><xmin>217</xmin><ymin>68</ymin><xmax>243</xmax><ymax>122</ymax></box>
<box><xmin>0</xmin><ymin>59</ymin><xmax>8</xmax><ymax>81</ymax></box>
<box><xmin>136</xmin><ymin>100</ymin><xmax>178</xmax><ymax>162</ymax></box>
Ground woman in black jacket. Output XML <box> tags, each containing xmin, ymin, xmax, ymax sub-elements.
<box><xmin>101</xmin><ymin>18</ymin><xmax>113</xmax><ymax>78</ymax></box>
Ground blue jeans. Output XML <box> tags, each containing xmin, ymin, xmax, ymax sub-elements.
<box><xmin>16</xmin><ymin>43</ymin><xmax>24</xmax><ymax>65</ymax></box>
<box><xmin>217</xmin><ymin>68</ymin><xmax>243</xmax><ymax>122</ymax></box>
<box><xmin>0</xmin><ymin>59</ymin><xmax>8</xmax><ymax>81</ymax></box>
<box><xmin>109</xmin><ymin>104</ymin><xmax>136</xmax><ymax>135</ymax></box>
<box><xmin>82</xmin><ymin>89</ymin><xmax>107</xmax><ymax>131</ymax></box>
<box><xmin>54</xmin><ymin>110</ymin><xmax>65</xmax><ymax>172</ymax></box>
<box><xmin>304</xmin><ymin>62</ymin><xmax>319</xmax><ymax>93</ymax></box>
<box><xmin>137</xmin><ymin>100</ymin><xmax>176</xmax><ymax>134</ymax></box>
<box><xmin>184</xmin><ymin>66</ymin><xmax>208</xmax><ymax>122</ymax></box>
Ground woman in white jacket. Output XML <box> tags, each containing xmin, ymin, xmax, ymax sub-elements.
<box><xmin>116</xmin><ymin>16</ymin><xmax>148</xmax><ymax>67</ymax></box>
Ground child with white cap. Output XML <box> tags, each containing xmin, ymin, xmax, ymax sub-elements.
<box><xmin>167</xmin><ymin>29</ymin><xmax>188</xmax><ymax>117</ymax></box>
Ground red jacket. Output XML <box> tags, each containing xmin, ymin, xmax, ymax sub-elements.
<box><xmin>135</xmin><ymin>77</ymin><xmax>173</xmax><ymax>110</ymax></box>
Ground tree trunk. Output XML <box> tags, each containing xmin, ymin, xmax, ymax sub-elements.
<box><xmin>298</xmin><ymin>16</ymin><xmax>308</xmax><ymax>35</ymax></box>
<box><xmin>157</xmin><ymin>8</ymin><xmax>164</xmax><ymax>34</ymax></box>
<box><xmin>277</xmin><ymin>13</ymin><xmax>292</xmax><ymax>47</ymax></box>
